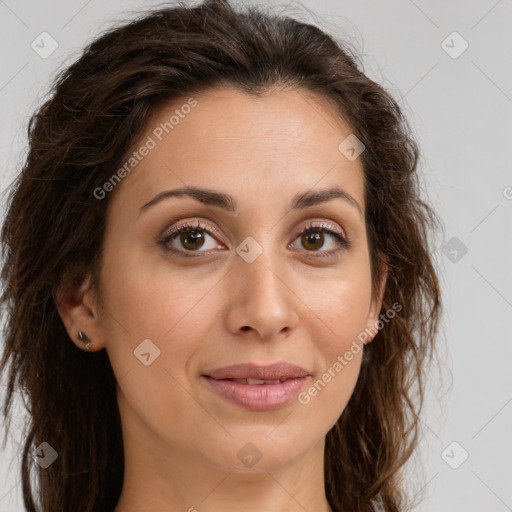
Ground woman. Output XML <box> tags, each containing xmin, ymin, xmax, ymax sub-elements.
<box><xmin>0</xmin><ymin>0</ymin><xmax>442</xmax><ymax>510</ymax></box>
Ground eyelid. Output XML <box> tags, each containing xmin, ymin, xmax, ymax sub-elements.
<box><xmin>160</xmin><ymin>218</ymin><xmax>225</xmax><ymax>244</ymax></box>
<box><xmin>293</xmin><ymin>219</ymin><xmax>346</xmax><ymax>240</ymax></box>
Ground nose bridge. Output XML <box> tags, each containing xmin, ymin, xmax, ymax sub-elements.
<box><xmin>242</xmin><ymin>249</ymin><xmax>283</xmax><ymax>299</ymax></box>
<box><xmin>226</xmin><ymin>234</ymin><xmax>299</xmax><ymax>338</ymax></box>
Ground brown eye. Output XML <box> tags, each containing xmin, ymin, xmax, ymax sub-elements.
<box><xmin>290</xmin><ymin>223</ymin><xmax>351</xmax><ymax>258</ymax></box>
<box><xmin>178</xmin><ymin>230</ymin><xmax>206</xmax><ymax>251</ymax></box>
<box><xmin>301</xmin><ymin>231</ymin><xmax>324</xmax><ymax>251</ymax></box>
<box><xmin>159</xmin><ymin>220</ymin><xmax>226</xmax><ymax>257</ymax></box>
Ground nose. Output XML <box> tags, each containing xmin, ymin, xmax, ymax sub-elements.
<box><xmin>225</xmin><ymin>249</ymin><xmax>299</xmax><ymax>340</ymax></box>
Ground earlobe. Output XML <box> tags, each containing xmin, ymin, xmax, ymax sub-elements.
<box><xmin>55</xmin><ymin>275</ymin><xmax>104</xmax><ymax>352</ymax></box>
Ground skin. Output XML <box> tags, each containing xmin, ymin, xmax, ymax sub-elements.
<box><xmin>58</xmin><ymin>86</ymin><xmax>387</xmax><ymax>512</ymax></box>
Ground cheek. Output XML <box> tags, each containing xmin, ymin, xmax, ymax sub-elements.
<box><xmin>100</xmin><ymin>244</ymin><xmax>220</xmax><ymax>338</ymax></box>
<box><xmin>300</xmin><ymin>351</ymin><xmax>363</xmax><ymax>435</ymax></box>
<box><xmin>99</xmin><ymin>251</ymin><xmax>228</xmax><ymax>404</ymax></box>
<box><xmin>299</xmin><ymin>287</ymin><xmax>367</xmax><ymax>429</ymax></box>
<box><xmin>304</xmin><ymin>267</ymin><xmax>373</xmax><ymax>349</ymax></box>
<box><xmin>101</xmin><ymin>259</ymin><xmax>216</xmax><ymax>436</ymax></box>
<box><xmin>297</xmin><ymin>262</ymin><xmax>371</xmax><ymax>422</ymax></box>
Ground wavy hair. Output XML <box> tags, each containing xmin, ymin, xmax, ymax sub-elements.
<box><xmin>0</xmin><ymin>0</ymin><xmax>442</xmax><ymax>510</ymax></box>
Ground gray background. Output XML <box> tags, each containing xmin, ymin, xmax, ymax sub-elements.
<box><xmin>1</xmin><ymin>0</ymin><xmax>511</xmax><ymax>511</ymax></box>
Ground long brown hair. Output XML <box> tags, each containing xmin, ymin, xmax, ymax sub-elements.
<box><xmin>0</xmin><ymin>0</ymin><xmax>442</xmax><ymax>510</ymax></box>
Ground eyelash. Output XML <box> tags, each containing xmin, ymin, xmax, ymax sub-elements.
<box><xmin>158</xmin><ymin>219</ymin><xmax>351</xmax><ymax>259</ymax></box>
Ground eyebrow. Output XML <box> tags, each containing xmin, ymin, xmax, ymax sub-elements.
<box><xmin>140</xmin><ymin>185</ymin><xmax>362</xmax><ymax>217</ymax></box>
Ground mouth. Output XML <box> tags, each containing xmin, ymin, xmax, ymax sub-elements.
<box><xmin>201</xmin><ymin>362</ymin><xmax>311</xmax><ymax>410</ymax></box>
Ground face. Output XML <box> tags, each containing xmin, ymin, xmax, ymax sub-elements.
<box><xmin>67</xmin><ymin>87</ymin><xmax>385</xmax><ymax>476</ymax></box>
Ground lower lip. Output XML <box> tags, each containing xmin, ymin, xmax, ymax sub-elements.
<box><xmin>202</xmin><ymin>376</ymin><xmax>309</xmax><ymax>411</ymax></box>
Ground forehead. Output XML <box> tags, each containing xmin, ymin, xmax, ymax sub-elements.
<box><xmin>111</xmin><ymin>86</ymin><xmax>365</xmax><ymax>215</ymax></box>
<box><xmin>144</xmin><ymin>86</ymin><xmax>354</xmax><ymax>153</ymax></box>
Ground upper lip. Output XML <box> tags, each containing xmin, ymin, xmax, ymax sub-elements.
<box><xmin>203</xmin><ymin>362</ymin><xmax>310</xmax><ymax>381</ymax></box>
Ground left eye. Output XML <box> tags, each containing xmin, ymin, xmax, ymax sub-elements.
<box><xmin>290</xmin><ymin>227</ymin><xmax>345</xmax><ymax>253</ymax></box>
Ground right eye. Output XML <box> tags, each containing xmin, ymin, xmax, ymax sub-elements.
<box><xmin>158</xmin><ymin>219</ymin><xmax>227</xmax><ymax>257</ymax></box>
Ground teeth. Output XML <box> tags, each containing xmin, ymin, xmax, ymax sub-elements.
<box><xmin>247</xmin><ymin>378</ymin><xmax>265</xmax><ymax>385</ymax></box>
<box><xmin>231</xmin><ymin>378</ymin><xmax>287</xmax><ymax>385</ymax></box>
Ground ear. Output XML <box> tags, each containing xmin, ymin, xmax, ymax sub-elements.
<box><xmin>55</xmin><ymin>274</ymin><xmax>105</xmax><ymax>352</ymax></box>
<box><xmin>363</xmin><ymin>254</ymin><xmax>389</xmax><ymax>344</ymax></box>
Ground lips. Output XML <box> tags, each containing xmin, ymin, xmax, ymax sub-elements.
<box><xmin>201</xmin><ymin>362</ymin><xmax>311</xmax><ymax>410</ymax></box>
<box><xmin>203</xmin><ymin>361</ymin><xmax>310</xmax><ymax>381</ymax></box>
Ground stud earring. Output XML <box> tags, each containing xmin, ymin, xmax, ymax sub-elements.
<box><xmin>78</xmin><ymin>330</ymin><xmax>92</xmax><ymax>351</ymax></box>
